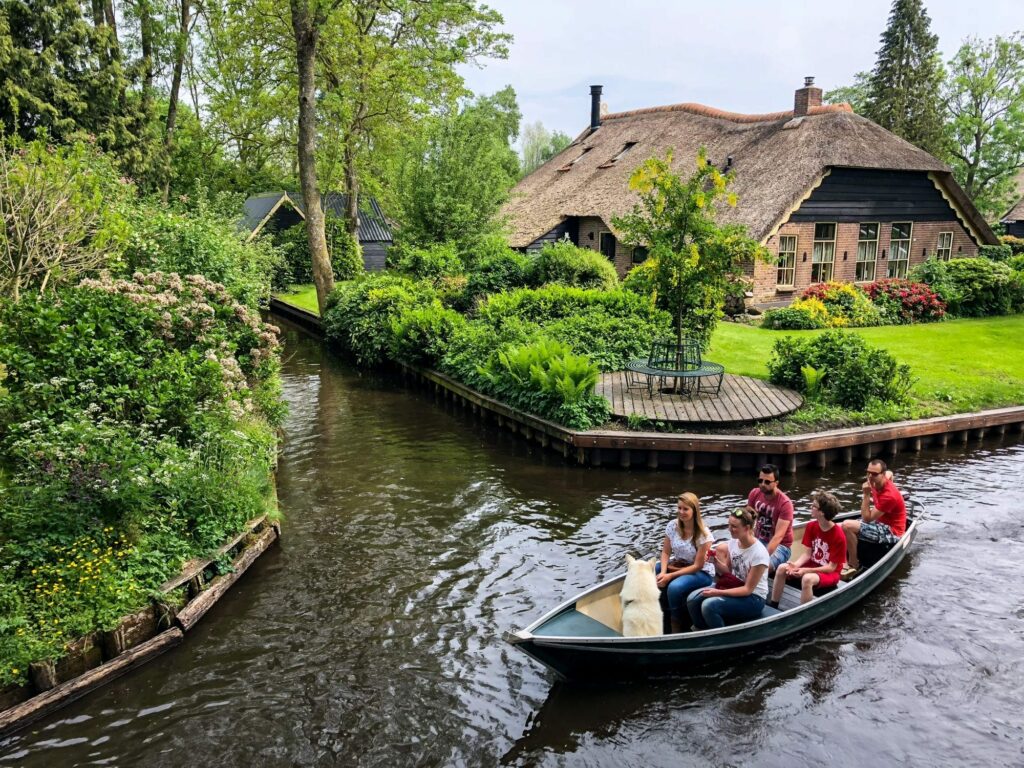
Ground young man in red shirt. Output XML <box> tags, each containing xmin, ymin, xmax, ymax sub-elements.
<box><xmin>841</xmin><ymin>458</ymin><xmax>907</xmax><ymax>574</ymax></box>
<box><xmin>768</xmin><ymin>492</ymin><xmax>846</xmax><ymax>607</ymax></box>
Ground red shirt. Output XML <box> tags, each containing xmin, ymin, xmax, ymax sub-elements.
<box><xmin>802</xmin><ymin>520</ymin><xmax>847</xmax><ymax>570</ymax></box>
<box><xmin>871</xmin><ymin>480</ymin><xmax>907</xmax><ymax>537</ymax></box>
<box><xmin>748</xmin><ymin>487</ymin><xmax>794</xmax><ymax>548</ymax></box>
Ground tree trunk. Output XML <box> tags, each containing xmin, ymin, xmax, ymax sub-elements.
<box><xmin>344</xmin><ymin>143</ymin><xmax>359</xmax><ymax>237</ymax></box>
<box><xmin>104</xmin><ymin>0</ymin><xmax>120</xmax><ymax>59</ymax></box>
<box><xmin>163</xmin><ymin>0</ymin><xmax>192</xmax><ymax>202</ymax></box>
<box><xmin>139</xmin><ymin>1</ymin><xmax>155</xmax><ymax>104</ymax></box>
<box><xmin>291</xmin><ymin>0</ymin><xmax>334</xmax><ymax>313</ymax></box>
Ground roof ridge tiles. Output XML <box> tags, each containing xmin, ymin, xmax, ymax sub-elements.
<box><xmin>602</xmin><ymin>101</ymin><xmax>853</xmax><ymax>124</ymax></box>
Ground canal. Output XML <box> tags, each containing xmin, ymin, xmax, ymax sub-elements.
<box><xmin>2</xmin><ymin>326</ymin><xmax>1022</xmax><ymax>767</ymax></box>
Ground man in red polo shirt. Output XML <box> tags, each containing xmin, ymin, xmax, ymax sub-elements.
<box><xmin>841</xmin><ymin>458</ymin><xmax>907</xmax><ymax>572</ymax></box>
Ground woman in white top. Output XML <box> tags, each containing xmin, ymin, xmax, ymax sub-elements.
<box><xmin>656</xmin><ymin>492</ymin><xmax>716</xmax><ymax>633</ymax></box>
<box><xmin>686</xmin><ymin>507</ymin><xmax>770</xmax><ymax>630</ymax></box>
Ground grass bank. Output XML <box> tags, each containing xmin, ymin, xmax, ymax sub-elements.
<box><xmin>707</xmin><ymin>315</ymin><xmax>1024</xmax><ymax>426</ymax></box>
<box><xmin>274</xmin><ymin>284</ymin><xmax>319</xmax><ymax>313</ymax></box>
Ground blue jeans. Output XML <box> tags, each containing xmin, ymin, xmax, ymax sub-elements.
<box><xmin>687</xmin><ymin>590</ymin><xmax>766</xmax><ymax>629</ymax></box>
<box><xmin>655</xmin><ymin>564</ymin><xmax>713</xmax><ymax>621</ymax></box>
<box><xmin>769</xmin><ymin>544</ymin><xmax>792</xmax><ymax>573</ymax></box>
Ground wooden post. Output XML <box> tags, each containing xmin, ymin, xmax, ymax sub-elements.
<box><xmin>756</xmin><ymin>454</ymin><xmax>767</xmax><ymax>470</ymax></box>
<box><xmin>842</xmin><ymin>446</ymin><xmax>853</xmax><ymax>464</ymax></box>
<box><xmin>785</xmin><ymin>454</ymin><xmax>797</xmax><ymax>474</ymax></box>
<box><xmin>911</xmin><ymin>437</ymin><xmax>922</xmax><ymax>452</ymax></box>
<box><xmin>888</xmin><ymin>439</ymin><xmax>899</xmax><ymax>457</ymax></box>
<box><xmin>816</xmin><ymin>451</ymin><xmax>827</xmax><ymax>469</ymax></box>
<box><xmin>959</xmin><ymin>430</ymin><xmax>969</xmax><ymax>444</ymax></box>
<box><xmin>976</xmin><ymin>428</ymin><xmax>986</xmax><ymax>441</ymax></box>
<box><xmin>862</xmin><ymin>443</ymin><xmax>875</xmax><ymax>460</ymax></box>
<box><xmin>619</xmin><ymin>449</ymin><xmax>631</xmax><ymax>469</ymax></box>
<box><xmin>719</xmin><ymin>453</ymin><xmax>732</xmax><ymax>473</ymax></box>
<box><xmin>647</xmin><ymin>450</ymin><xmax>659</xmax><ymax>470</ymax></box>
<box><xmin>937</xmin><ymin>432</ymin><xmax>948</xmax><ymax>447</ymax></box>
<box><xmin>683</xmin><ymin>452</ymin><xmax>695</xmax><ymax>472</ymax></box>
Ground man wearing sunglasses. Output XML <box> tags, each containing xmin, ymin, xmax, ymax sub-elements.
<box><xmin>841</xmin><ymin>458</ymin><xmax>907</xmax><ymax>575</ymax></box>
<box><xmin>747</xmin><ymin>464</ymin><xmax>794</xmax><ymax>574</ymax></box>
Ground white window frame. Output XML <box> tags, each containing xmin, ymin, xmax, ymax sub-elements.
<box><xmin>856</xmin><ymin>223</ymin><xmax>879</xmax><ymax>282</ymax></box>
<box><xmin>811</xmin><ymin>223</ymin><xmax>836</xmax><ymax>283</ymax></box>
<box><xmin>937</xmin><ymin>231</ymin><xmax>953</xmax><ymax>261</ymax></box>
<box><xmin>776</xmin><ymin>235</ymin><xmax>797</xmax><ymax>287</ymax></box>
<box><xmin>888</xmin><ymin>222</ymin><xmax>913</xmax><ymax>278</ymax></box>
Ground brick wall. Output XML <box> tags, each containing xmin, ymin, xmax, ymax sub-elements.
<box><xmin>753</xmin><ymin>219</ymin><xmax>979</xmax><ymax>303</ymax></box>
<box><xmin>577</xmin><ymin>216</ymin><xmax>637</xmax><ymax>276</ymax></box>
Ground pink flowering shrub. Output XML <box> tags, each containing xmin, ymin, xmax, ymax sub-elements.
<box><xmin>863</xmin><ymin>279</ymin><xmax>946</xmax><ymax>324</ymax></box>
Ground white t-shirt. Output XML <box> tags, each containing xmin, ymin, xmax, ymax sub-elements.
<box><xmin>664</xmin><ymin>521</ymin><xmax>716</xmax><ymax>577</ymax></box>
<box><xmin>728</xmin><ymin>538</ymin><xmax>770</xmax><ymax>599</ymax></box>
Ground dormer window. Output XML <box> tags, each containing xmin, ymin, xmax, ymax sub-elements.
<box><xmin>558</xmin><ymin>146</ymin><xmax>593</xmax><ymax>172</ymax></box>
<box><xmin>598</xmin><ymin>142</ymin><xmax>638</xmax><ymax>169</ymax></box>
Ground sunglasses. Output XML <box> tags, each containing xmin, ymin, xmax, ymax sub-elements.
<box><xmin>731</xmin><ymin>509</ymin><xmax>749</xmax><ymax>518</ymax></box>
<box><xmin>866</xmin><ymin>470</ymin><xmax>882</xmax><ymax>477</ymax></box>
<box><xmin>757</xmin><ymin>478</ymin><xmax>776</xmax><ymax>485</ymax></box>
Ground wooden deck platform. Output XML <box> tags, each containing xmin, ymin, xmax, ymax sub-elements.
<box><xmin>597</xmin><ymin>371</ymin><xmax>803</xmax><ymax>425</ymax></box>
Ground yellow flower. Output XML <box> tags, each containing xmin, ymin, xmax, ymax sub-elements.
<box><xmin>11</xmin><ymin>668</ymin><xmax>18</xmax><ymax>675</ymax></box>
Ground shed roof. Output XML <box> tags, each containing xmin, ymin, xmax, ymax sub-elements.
<box><xmin>502</xmin><ymin>101</ymin><xmax>996</xmax><ymax>246</ymax></box>
<box><xmin>243</xmin><ymin>192</ymin><xmax>393</xmax><ymax>242</ymax></box>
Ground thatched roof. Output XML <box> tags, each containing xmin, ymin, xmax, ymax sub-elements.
<box><xmin>503</xmin><ymin>101</ymin><xmax>996</xmax><ymax>246</ymax></box>
<box><xmin>1002</xmin><ymin>168</ymin><xmax>1024</xmax><ymax>223</ymax></box>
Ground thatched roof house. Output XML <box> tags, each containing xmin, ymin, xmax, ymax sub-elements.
<box><xmin>242</xmin><ymin>191</ymin><xmax>393</xmax><ymax>271</ymax></box>
<box><xmin>503</xmin><ymin>79</ymin><xmax>997</xmax><ymax>302</ymax></box>
<box><xmin>1000</xmin><ymin>168</ymin><xmax>1024</xmax><ymax>238</ymax></box>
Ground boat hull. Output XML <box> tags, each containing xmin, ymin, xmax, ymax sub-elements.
<box><xmin>505</xmin><ymin>519</ymin><xmax>917</xmax><ymax>680</ymax></box>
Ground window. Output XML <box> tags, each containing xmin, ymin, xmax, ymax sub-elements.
<box><xmin>888</xmin><ymin>222</ymin><xmax>912</xmax><ymax>278</ymax></box>
<box><xmin>599</xmin><ymin>231</ymin><xmax>616</xmax><ymax>260</ymax></box>
<box><xmin>811</xmin><ymin>223</ymin><xmax>836</xmax><ymax>283</ymax></box>
<box><xmin>856</xmin><ymin>223</ymin><xmax>879</xmax><ymax>282</ymax></box>
<box><xmin>631</xmin><ymin>246</ymin><xmax>649</xmax><ymax>264</ymax></box>
<box><xmin>776</xmin><ymin>235</ymin><xmax>797</xmax><ymax>287</ymax></box>
<box><xmin>937</xmin><ymin>231</ymin><xmax>953</xmax><ymax>261</ymax></box>
<box><xmin>601</xmin><ymin>142</ymin><xmax>637</xmax><ymax>167</ymax></box>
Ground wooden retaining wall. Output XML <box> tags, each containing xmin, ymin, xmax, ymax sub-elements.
<box><xmin>269</xmin><ymin>298</ymin><xmax>1024</xmax><ymax>472</ymax></box>
<box><xmin>0</xmin><ymin>516</ymin><xmax>280</xmax><ymax>738</ymax></box>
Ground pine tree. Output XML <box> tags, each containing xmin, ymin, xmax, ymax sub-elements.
<box><xmin>864</xmin><ymin>0</ymin><xmax>946</xmax><ymax>156</ymax></box>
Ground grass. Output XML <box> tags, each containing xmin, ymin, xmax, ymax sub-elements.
<box><xmin>274</xmin><ymin>284</ymin><xmax>320</xmax><ymax>314</ymax></box>
<box><xmin>707</xmin><ymin>315</ymin><xmax>1024</xmax><ymax>420</ymax></box>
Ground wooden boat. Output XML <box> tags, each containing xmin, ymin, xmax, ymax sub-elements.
<box><xmin>504</xmin><ymin>506</ymin><xmax>919</xmax><ymax>679</ymax></box>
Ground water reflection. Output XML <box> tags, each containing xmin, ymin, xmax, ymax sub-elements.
<box><xmin>2</xmin><ymin>325</ymin><xmax>1022</xmax><ymax>767</ymax></box>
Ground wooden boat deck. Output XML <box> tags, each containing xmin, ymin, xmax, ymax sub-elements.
<box><xmin>597</xmin><ymin>371</ymin><xmax>803</xmax><ymax>425</ymax></box>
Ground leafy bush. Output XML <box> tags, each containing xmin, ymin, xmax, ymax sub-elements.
<box><xmin>391</xmin><ymin>302</ymin><xmax>466</xmax><ymax>367</ymax></box>
<box><xmin>863</xmin><ymin>279</ymin><xmax>946</xmax><ymax>323</ymax></box>
<box><xmin>979</xmin><ymin>244</ymin><xmax>1013</xmax><ymax>262</ymax></box>
<box><xmin>322</xmin><ymin>273</ymin><xmax>437</xmax><ymax>365</ymax></box>
<box><xmin>124</xmin><ymin>200</ymin><xmax>282</xmax><ymax>308</ymax></box>
<box><xmin>1009</xmin><ymin>254</ymin><xmax>1024</xmax><ymax>272</ymax></box>
<box><xmin>621</xmin><ymin>257</ymin><xmax>658</xmax><ymax>297</ymax></box>
<box><xmin>940</xmin><ymin>258</ymin><xmax>1020</xmax><ymax>316</ymax></box>
<box><xmin>477</xmin><ymin>285</ymin><xmax>671</xmax><ymax>370</ymax></box>
<box><xmin>767</xmin><ymin>330</ymin><xmax>914</xmax><ymax>409</ymax></box>
<box><xmin>529</xmin><ymin>240</ymin><xmax>618</xmax><ymax>290</ymax></box>
<box><xmin>457</xmin><ymin>232</ymin><xmax>520</xmax><ymax>270</ymax></box>
<box><xmin>0</xmin><ymin>274</ymin><xmax>282</xmax><ymax>686</ymax></box>
<box><xmin>909</xmin><ymin>258</ymin><xmax>964</xmax><ymax>309</ymax></box>
<box><xmin>1001</xmin><ymin>235</ymin><xmax>1024</xmax><ymax>255</ymax></box>
<box><xmin>477</xmin><ymin>338</ymin><xmax>610</xmax><ymax>429</ymax></box>
<box><xmin>761</xmin><ymin>303</ymin><xmax>827</xmax><ymax>330</ymax></box>
<box><xmin>272</xmin><ymin>214</ymin><xmax>364</xmax><ymax>288</ymax></box>
<box><xmin>800</xmin><ymin>282</ymin><xmax>883</xmax><ymax>327</ymax></box>
<box><xmin>463</xmin><ymin>247</ymin><xmax>533</xmax><ymax>304</ymax></box>
<box><xmin>390</xmin><ymin>240</ymin><xmax>464</xmax><ymax>280</ymax></box>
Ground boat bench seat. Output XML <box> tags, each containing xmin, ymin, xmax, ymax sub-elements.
<box><xmin>534</xmin><ymin>608</ymin><xmax>621</xmax><ymax>638</ymax></box>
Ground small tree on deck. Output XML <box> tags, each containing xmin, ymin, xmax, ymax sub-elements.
<box><xmin>613</xmin><ymin>147</ymin><xmax>766</xmax><ymax>353</ymax></box>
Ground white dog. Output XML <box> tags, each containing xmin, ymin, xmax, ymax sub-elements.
<box><xmin>620</xmin><ymin>554</ymin><xmax>663</xmax><ymax>637</ymax></box>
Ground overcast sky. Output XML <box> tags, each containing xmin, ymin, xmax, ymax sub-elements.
<box><xmin>459</xmin><ymin>0</ymin><xmax>1022</xmax><ymax>143</ymax></box>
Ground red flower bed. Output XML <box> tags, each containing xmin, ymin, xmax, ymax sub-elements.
<box><xmin>863</xmin><ymin>279</ymin><xmax>946</xmax><ymax>323</ymax></box>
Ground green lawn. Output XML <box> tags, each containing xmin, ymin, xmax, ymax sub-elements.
<box><xmin>274</xmin><ymin>284</ymin><xmax>320</xmax><ymax>314</ymax></box>
<box><xmin>708</xmin><ymin>315</ymin><xmax>1024</xmax><ymax>417</ymax></box>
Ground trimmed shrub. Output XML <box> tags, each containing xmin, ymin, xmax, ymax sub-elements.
<box><xmin>457</xmin><ymin>232</ymin><xmax>519</xmax><ymax>270</ymax></box>
<box><xmin>390</xmin><ymin>241</ymin><xmax>464</xmax><ymax>280</ymax></box>
<box><xmin>761</xmin><ymin>303</ymin><xmax>827</xmax><ymax>330</ymax></box>
<box><xmin>767</xmin><ymin>330</ymin><xmax>914</xmax><ymax>409</ymax></box>
<box><xmin>941</xmin><ymin>258</ymin><xmax>1019</xmax><ymax>316</ymax></box>
<box><xmin>1009</xmin><ymin>254</ymin><xmax>1024</xmax><ymax>272</ymax></box>
<box><xmin>530</xmin><ymin>240</ymin><xmax>618</xmax><ymax>290</ymax></box>
<box><xmin>464</xmin><ymin>248</ymin><xmax>533</xmax><ymax>304</ymax></box>
<box><xmin>1001</xmin><ymin>235</ymin><xmax>1024</xmax><ymax>255</ymax></box>
<box><xmin>322</xmin><ymin>274</ymin><xmax>437</xmax><ymax>365</ymax></box>
<box><xmin>863</xmin><ymin>279</ymin><xmax>946</xmax><ymax>324</ymax></box>
<box><xmin>391</xmin><ymin>302</ymin><xmax>466</xmax><ymax>367</ymax></box>
<box><xmin>979</xmin><ymin>244</ymin><xmax>1013</xmax><ymax>262</ymax></box>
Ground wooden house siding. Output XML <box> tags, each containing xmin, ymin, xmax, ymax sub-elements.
<box><xmin>788</xmin><ymin>168</ymin><xmax>961</xmax><ymax>223</ymax></box>
<box><xmin>526</xmin><ymin>218</ymin><xmax>579</xmax><ymax>251</ymax></box>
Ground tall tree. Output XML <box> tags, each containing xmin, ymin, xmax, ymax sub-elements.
<box><xmin>944</xmin><ymin>34</ymin><xmax>1024</xmax><ymax>221</ymax></box>
<box><xmin>397</xmin><ymin>87</ymin><xmax>520</xmax><ymax>246</ymax></box>
<box><xmin>824</xmin><ymin>71</ymin><xmax>871</xmax><ymax>114</ymax></box>
<box><xmin>864</xmin><ymin>0</ymin><xmax>946</xmax><ymax>156</ymax></box>
<box><xmin>519</xmin><ymin>120</ymin><xmax>572</xmax><ymax>176</ymax></box>
<box><xmin>163</xmin><ymin>0</ymin><xmax>192</xmax><ymax>200</ymax></box>
<box><xmin>290</xmin><ymin>0</ymin><xmax>335</xmax><ymax>314</ymax></box>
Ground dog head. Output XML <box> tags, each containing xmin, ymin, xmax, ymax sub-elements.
<box><xmin>624</xmin><ymin>553</ymin><xmax>656</xmax><ymax>577</ymax></box>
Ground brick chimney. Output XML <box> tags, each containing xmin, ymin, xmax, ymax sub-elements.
<box><xmin>794</xmin><ymin>76</ymin><xmax>822</xmax><ymax>116</ymax></box>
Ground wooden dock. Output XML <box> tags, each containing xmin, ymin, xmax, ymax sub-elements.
<box><xmin>597</xmin><ymin>371</ymin><xmax>802</xmax><ymax>424</ymax></box>
<box><xmin>268</xmin><ymin>299</ymin><xmax>1024</xmax><ymax>473</ymax></box>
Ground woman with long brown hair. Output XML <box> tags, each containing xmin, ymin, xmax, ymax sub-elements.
<box><xmin>656</xmin><ymin>492</ymin><xmax>715</xmax><ymax>633</ymax></box>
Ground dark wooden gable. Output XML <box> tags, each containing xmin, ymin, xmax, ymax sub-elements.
<box><xmin>789</xmin><ymin>167</ymin><xmax>958</xmax><ymax>223</ymax></box>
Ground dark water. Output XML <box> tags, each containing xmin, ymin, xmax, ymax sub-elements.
<box><xmin>3</xmin><ymin>327</ymin><xmax>1024</xmax><ymax>767</ymax></box>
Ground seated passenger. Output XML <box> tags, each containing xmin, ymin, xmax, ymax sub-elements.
<box><xmin>686</xmin><ymin>507</ymin><xmax>769</xmax><ymax>629</ymax></box>
<box><xmin>748</xmin><ymin>463</ymin><xmax>794</xmax><ymax>574</ymax></box>
<box><xmin>656</xmin><ymin>492</ymin><xmax>715</xmax><ymax>633</ymax></box>
<box><xmin>841</xmin><ymin>459</ymin><xmax>907</xmax><ymax>575</ymax></box>
<box><xmin>768</xmin><ymin>492</ymin><xmax>846</xmax><ymax>608</ymax></box>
